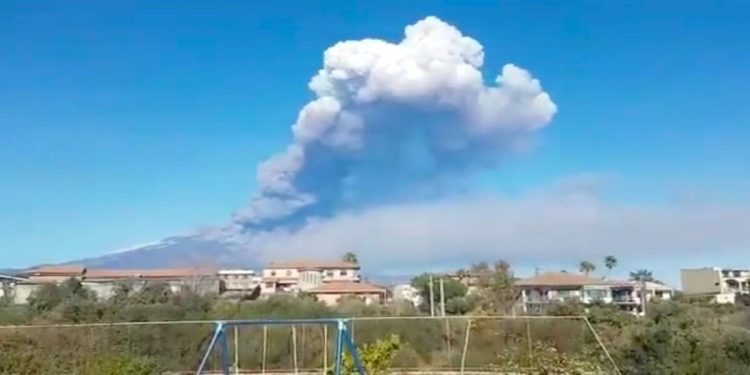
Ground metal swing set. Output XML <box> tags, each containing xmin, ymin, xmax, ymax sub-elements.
<box><xmin>196</xmin><ymin>318</ymin><xmax>366</xmax><ymax>375</ymax></box>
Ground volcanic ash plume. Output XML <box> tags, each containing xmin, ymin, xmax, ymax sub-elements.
<box><xmin>233</xmin><ymin>16</ymin><xmax>557</xmax><ymax>230</ymax></box>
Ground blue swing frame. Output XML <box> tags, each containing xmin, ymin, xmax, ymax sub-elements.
<box><xmin>196</xmin><ymin>318</ymin><xmax>366</xmax><ymax>375</ymax></box>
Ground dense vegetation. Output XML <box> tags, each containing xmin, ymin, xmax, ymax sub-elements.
<box><xmin>1</xmin><ymin>262</ymin><xmax>750</xmax><ymax>374</ymax></box>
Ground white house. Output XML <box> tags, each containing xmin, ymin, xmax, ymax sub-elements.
<box><xmin>391</xmin><ymin>283</ymin><xmax>422</xmax><ymax>307</ymax></box>
<box><xmin>681</xmin><ymin>267</ymin><xmax>749</xmax><ymax>304</ymax></box>
<box><xmin>261</xmin><ymin>260</ymin><xmax>360</xmax><ymax>295</ymax></box>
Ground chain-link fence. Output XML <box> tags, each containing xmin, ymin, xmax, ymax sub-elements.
<box><xmin>0</xmin><ymin>316</ymin><xmax>619</xmax><ymax>374</ymax></box>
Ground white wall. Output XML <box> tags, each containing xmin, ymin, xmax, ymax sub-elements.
<box><xmin>219</xmin><ymin>272</ymin><xmax>259</xmax><ymax>292</ymax></box>
<box><xmin>392</xmin><ymin>284</ymin><xmax>422</xmax><ymax>306</ymax></box>
<box><xmin>681</xmin><ymin>268</ymin><xmax>722</xmax><ymax>295</ymax></box>
<box><xmin>13</xmin><ymin>284</ymin><xmax>38</xmax><ymax>304</ymax></box>
<box><xmin>321</xmin><ymin>268</ymin><xmax>359</xmax><ymax>282</ymax></box>
<box><xmin>263</xmin><ymin>268</ymin><xmax>300</xmax><ymax>279</ymax></box>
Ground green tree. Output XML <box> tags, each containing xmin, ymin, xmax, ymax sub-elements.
<box><xmin>27</xmin><ymin>278</ymin><xmax>97</xmax><ymax>317</ymax></box>
<box><xmin>342</xmin><ymin>252</ymin><xmax>359</xmax><ymax>264</ymax></box>
<box><xmin>133</xmin><ymin>282</ymin><xmax>174</xmax><ymax>304</ymax></box>
<box><xmin>500</xmin><ymin>342</ymin><xmax>605</xmax><ymax>374</ymax></box>
<box><xmin>109</xmin><ymin>281</ymin><xmax>135</xmax><ymax>305</ymax></box>
<box><xmin>579</xmin><ymin>260</ymin><xmax>596</xmax><ymax>276</ymax></box>
<box><xmin>410</xmin><ymin>273</ymin><xmax>469</xmax><ymax>315</ymax></box>
<box><xmin>604</xmin><ymin>255</ymin><xmax>618</xmax><ymax>277</ymax></box>
<box><xmin>0</xmin><ymin>282</ymin><xmax>14</xmax><ymax>306</ymax></box>
<box><xmin>337</xmin><ymin>334</ymin><xmax>401</xmax><ymax>375</ymax></box>
<box><xmin>620</xmin><ymin>301</ymin><xmax>750</xmax><ymax>374</ymax></box>
<box><xmin>27</xmin><ymin>283</ymin><xmax>64</xmax><ymax>315</ymax></box>
<box><xmin>470</xmin><ymin>260</ymin><xmax>518</xmax><ymax>314</ymax></box>
<box><xmin>629</xmin><ymin>269</ymin><xmax>654</xmax><ymax>282</ymax></box>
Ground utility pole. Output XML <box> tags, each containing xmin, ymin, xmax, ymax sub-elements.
<box><xmin>640</xmin><ymin>280</ymin><xmax>648</xmax><ymax>317</ymax></box>
<box><xmin>429</xmin><ymin>273</ymin><xmax>435</xmax><ymax>317</ymax></box>
<box><xmin>439</xmin><ymin>277</ymin><xmax>446</xmax><ymax>317</ymax></box>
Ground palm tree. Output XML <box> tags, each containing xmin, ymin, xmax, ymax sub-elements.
<box><xmin>604</xmin><ymin>255</ymin><xmax>618</xmax><ymax>277</ymax></box>
<box><xmin>629</xmin><ymin>269</ymin><xmax>654</xmax><ymax>282</ymax></box>
<box><xmin>342</xmin><ymin>252</ymin><xmax>358</xmax><ymax>264</ymax></box>
<box><xmin>579</xmin><ymin>260</ymin><xmax>596</xmax><ymax>276</ymax></box>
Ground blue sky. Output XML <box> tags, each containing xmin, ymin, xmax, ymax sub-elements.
<box><xmin>2</xmin><ymin>1</ymin><xmax>749</xmax><ymax>282</ymax></box>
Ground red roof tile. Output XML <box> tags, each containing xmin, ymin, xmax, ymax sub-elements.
<box><xmin>84</xmin><ymin>268</ymin><xmax>215</xmax><ymax>280</ymax></box>
<box><xmin>22</xmin><ymin>266</ymin><xmax>86</xmax><ymax>276</ymax></box>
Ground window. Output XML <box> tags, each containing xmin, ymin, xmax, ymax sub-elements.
<box><xmin>286</xmin><ymin>270</ymin><xmax>292</xmax><ymax>276</ymax></box>
<box><xmin>270</xmin><ymin>271</ymin><xmax>276</xmax><ymax>276</ymax></box>
<box><xmin>340</xmin><ymin>270</ymin><xmax>348</xmax><ymax>276</ymax></box>
<box><xmin>585</xmin><ymin>289</ymin><xmax>608</xmax><ymax>301</ymax></box>
<box><xmin>326</xmin><ymin>271</ymin><xmax>334</xmax><ymax>277</ymax></box>
<box><xmin>265</xmin><ymin>282</ymin><xmax>274</xmax><ymax>288</ymax></box>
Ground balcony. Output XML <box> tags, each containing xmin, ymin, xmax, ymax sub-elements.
<box><xmin>612</xmin><ymin>295</ymin><xmax>638</xmax><ymax>304</ymax></box>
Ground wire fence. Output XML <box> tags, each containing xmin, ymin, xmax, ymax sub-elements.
<box><xmin>0</xmin><ymin>316</ymin><xmax>620</xmax><ymax>374</ymax></box>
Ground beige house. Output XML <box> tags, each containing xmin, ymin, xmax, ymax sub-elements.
<box><xmin>218</xmin><ymin>269</ymin><xmax>261</xmax><ymax>298</ymax></box>
<box><xmin>261</xmin><ymin>260</ymin><xmax>360</xmax><ymax>295</ymax></box>
<box><xmin>84</xmin><ymin>268</ymin><xmax>219</xmax><ymax>297</ymax></box>
<box><xmin>12</xmin><ymin>266</ymin><xmax>88</xmax><ymax>304</ymax></box>
<box><xmin>681</xmin><ymin>267</ymin><xmax>750</xmax><ymax>303</ymax></box>
<box><xmin>0</xmin><ymin>274</ymin><xmax>25</xmax><ymax>303</ymax></box>
<box><xmin>21</xmin><ymin>265</ymin><xmax>86</xmax><ymax>283</ymax></box>
<box><xmin>307</xmin><ymin>281</ymin><xmax>386</xmax><ymax>306</ymax></box>
<box><xmin>516</xmin><ymin>272</ymin><xmax>641</xmax><ymax>314</ymax></box>
<box><xmin>10</xmin><ymin>266</ymin><xmax>219</xmax><ymax>303</ymax></box>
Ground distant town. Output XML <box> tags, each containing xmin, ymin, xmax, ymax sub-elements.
<box><xmin>1</xmin><ymin>254</ymin><xmax>744</xmax><ymax>314</ymax></box>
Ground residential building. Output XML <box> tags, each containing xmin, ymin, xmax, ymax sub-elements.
<box><xmin>307</xmin><ymin>281</ymin><xmax>387</xmax><ymax>306</ymax></box>
<box><xmin>0</xmin><ymin>274</ymin><xmax>25</xmax><ymax>302</ymax></box>
<box><xmin>218</xmin><ymin>269</ymin><xmax>261</xmax><ymax>298</ymax></box>
<box><xmin>392</xmin><ymin>283</ymin><xmax>422</xmax><ymax>307</ymax></box>
<box><xmin>8</xmin><ymin>267</ymin><xmax>219</xmax><ymax>303</ymax></box>
<box><xmin>261</xmin><ymin>260</ymin><xmax>360</xmax><ymax>295</ymax></box>
<box><xmin>681</xmin><ymin>267</ymin><xmax>750</xmax><ymax>303</ymax></box>
<box><xmin>83</xmin><ymin>268</ymin><xmax>219</xmax><ymax>298</ymax></box>
<box><xmin>21</xmin><ymin>265</ymin><xmax>86</xmax><ymax>283</ymax></box>
<box><xmin>12</xmin><ymin>266</ymin><xmax>88</xmax><ymax>304</ymax></box>
<box><xmin>443</xmin><ymin>272</ymin><xmax>480</xmax><ymax>294</ymax></box>
<box><xmin>516</xmin><ymin>272</ymin><xmax>641</xmax><ymax>314</ymax></box>
<box><xmin>642</xmin><ymin>281</ymin><xmax>674</xmax><ymax>302</ymax></box>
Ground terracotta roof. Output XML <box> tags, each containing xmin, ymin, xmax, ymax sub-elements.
<box><xmin>515</xmin><ymin>272</ymin><xmax>632</xmax><ymax>287</ymax></box>
<box><xmin>22</xmin><ymin>265</ymin><xmax>86</xmax><ymax>276</ymax></box>
<box><xmin>84</xmin><ymin>268</ymin><xmax>215</xmax><ymax>280</ymax></box>
<box><xmin>307</xmin><ymin>281</ymin><xmax>385</xmax><ymax>294</ymax></box>
<box><xmin>266</xmin><ymin>260</ymin><xmax>360</xmax><ymax>270</ymax></box>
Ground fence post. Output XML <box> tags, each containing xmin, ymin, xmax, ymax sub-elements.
<box><xmin>292</xmin><ymin>325</ymin><xmax>299</xmax><ymax>374</ymax></box>
<box><xmin>444</xmin><ymin>317</ymin><xmax>452</xmax><ymax>367</ymax></box>
<box><xmin>460</xmin><ymin>319</ymin><xmax>472</xmax><ymax>375</ymax></box>
<box><xmin>218</xmin><ymin>324</ymin><xmax>231</xmax><ymax>375</ymax></box>
<box><xmin>197</xmin><ymin>322</ymin><xmax>224</xmax><ymax>375</ymax></box>
<box><xmin>333</xmin><ymin>321</ymin><xmax>344</xmax><ymax>375</ymax></box>
<box><xmin>262</xmin><ymin>325</ymin><xmax>268</xmax><ymax>374</ymax></box>
<box><xmin>233</xmin><ymin>326</ymin><xmax>239</xmax><ymax>375</ymax></box>
<box><xmin>583</xmin><ymin>317</ymin><xmax>623</xmax><ymax>375</ymax></box>
<box><xmin>340</xmin><ymin>320</ymin><xmax>366</xmax><ymax>375</ymax></box>
<box><xmin>323</xmin><ymin>325</ymin><xmax>328</xmax><ymax>374</ymax></box>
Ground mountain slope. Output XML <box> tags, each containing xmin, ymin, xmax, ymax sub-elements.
<box><xmin>68</xmin><ymin>235</ymin><xmax>259</xmax><ymax>270</ymax></box>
